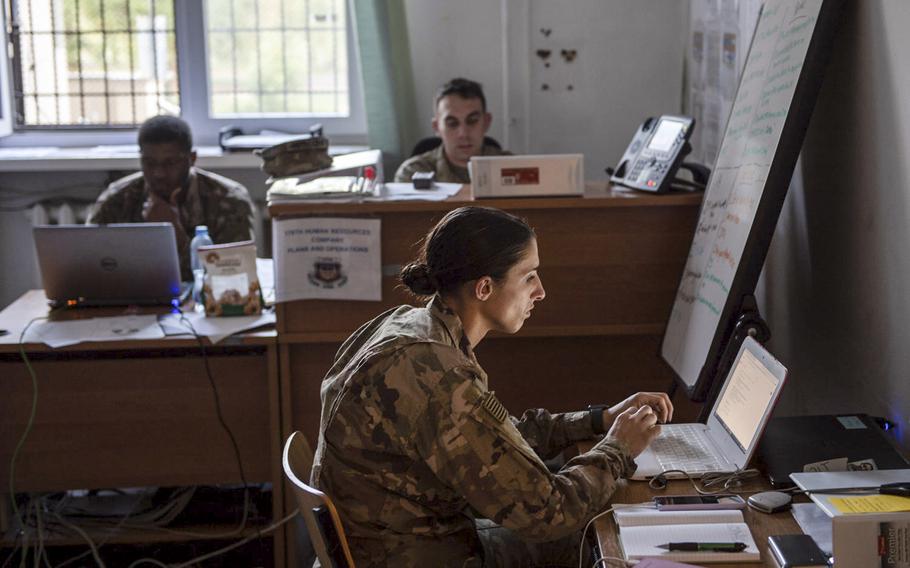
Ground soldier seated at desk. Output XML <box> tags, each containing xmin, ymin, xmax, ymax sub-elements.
<box><xmin>394</xmin><ymin>78</ymin><xmax>510</xmax><ymax>184</ymax></box>
<box><xmin>312</xmin><ymin>205</ymin><xmax>673</xmax><ymax>567</ymax></box>
<box><xmin>87</xmin><ymin>115</ymin><xmax>255</xmax><ymax>281</ymax></box>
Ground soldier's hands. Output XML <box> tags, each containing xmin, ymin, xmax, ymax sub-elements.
<box><xmin>606</xmin><ymin>405</ymin><xmax>661</xmax><ymax>458</ymax></box>
<box><xmin>143</xmin><ymin>193</ymin><xmax>188</xmax><ymax>253</ymax></box>
<box><xmin>603</xmin><ymin>391</ymin><xmax>673</xmax><ymax>431</ymax></box>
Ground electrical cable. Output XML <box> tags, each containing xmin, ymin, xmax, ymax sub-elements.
<box><xmin>8</xmin><ymin>316</ymin><xmax>48</xmax><ymax>538</ymax></box>
<box><xmin>125</xmin><ymin>509</ymin><xmax>299</xmax><ymax>568</ymax></box>
<box><xmin>648</xmin><ymin>468</ymin><xmax>762</xmax><ymax>495</ymax></box>
<box><xmin>50</xmin><ymin>513</ymin><xmax>105</xmax><ymax>568</ymax></box>
<box><xmin>578</xmin><ymin>506</ymin><xmax>615</xmax><ymax>568</ymax></box>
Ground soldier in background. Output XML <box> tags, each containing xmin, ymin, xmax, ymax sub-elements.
<box><xmin>312</xmin><ymin>206</ymin><xmax>673</xmax><ymax>567</ymax></box>
<box><xmin>88</xmin><ymin>115</ymin><xmax>255</xmax><ymax>281</ymax></box>
<box><xmin>394</xmin><ymin>78</ymin><xmax>510</xmax><ymax>184</ymax></box>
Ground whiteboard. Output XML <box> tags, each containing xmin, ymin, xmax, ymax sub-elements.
<box><xmin>661</xmin><ymin>0</ymin><xmax>844</xmax><ymax>399</ymax></box>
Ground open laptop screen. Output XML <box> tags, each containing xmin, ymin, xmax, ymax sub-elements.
<box><xmin>714</xmin><ymin>344</ymin><xmax>783</xmax><ymax>453</ymax></box>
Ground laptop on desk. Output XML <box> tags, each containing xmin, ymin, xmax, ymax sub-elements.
<box><xmin>632</xmin><ymin>336</ymin><xmax>788</xmax><ymax>480</ymax></box>
<box><xmin>34</xmin><ymin>223</ymin><xmax>184</xmax><ymax>307</ymax></box>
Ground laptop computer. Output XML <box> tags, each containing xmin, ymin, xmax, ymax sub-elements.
<box><xmin>34</xmin><ymin>223</ymin><xmax>184</xmax><ymax>307</ymax></box>
<box><xmin>632</xmin><ymin>336</ymin><xmax>788</xmax><ymax>480</ymax></box>
<box><xmin>758</xmin><ymin>414</ymin><xmax>910</xmax><ymax>488</ymax></box>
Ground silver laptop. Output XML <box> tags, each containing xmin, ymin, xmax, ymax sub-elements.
<box><xmin>632</xmin><ymin>336</ymin><xmax>788</xmax><ymax>480</ymax></box>
<box><xmin>34</xmin><ymin>223</ymin><xmax>183</xmax><ymax>307</ymax></box>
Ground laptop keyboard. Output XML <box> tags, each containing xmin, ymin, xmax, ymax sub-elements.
<box><xmin>650</xmin><ymin>424</ymin><xmax>728</xmax><ymax>474</ymax></box>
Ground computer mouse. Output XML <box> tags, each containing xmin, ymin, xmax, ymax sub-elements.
<box><xmin>747</xmin><ymin>491</ymin><xmax>792</xmax><ymax>513</ymax></box>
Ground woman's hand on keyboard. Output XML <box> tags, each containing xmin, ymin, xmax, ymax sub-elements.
<box><xmin>604</xmin><ymin>392</ymin><xmax>674</xmax><ymax>431</ymax></box>
<box><xmin>607</xmin><ymin>405</ymin><xmax>662</xmax><ymax>458</ymax></box>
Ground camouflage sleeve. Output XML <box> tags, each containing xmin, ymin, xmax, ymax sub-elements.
<box><xmin>393</xmin><ymin>155</ymin><xmax>433</xmax><ymax>182</ymax></box>
<box><xmin>416</xmin><ymin>366</ymin><xmax>637</xmax><ymax>542</ymax></box>
<box><xmin>208</xmin><ymin>188</ymin><xmax>255</xmax><ymax>244</ymax></box>
<box><xmin>511</xmin><ymin>409</ymin><xmax>595</xmax><ymax>461</ymax></box>
<box><xmin>87</xmin><ymin>184</ymin><xmax>122</xmax><ymax>225</ymax></box>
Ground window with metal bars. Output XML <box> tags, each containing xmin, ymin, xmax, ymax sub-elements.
<box><xmin>7</xmin><ymin>0</ymin><xmax>179</xmax><ymax>128</ymax></box>
<box><xmin>3</xmin><ymin>0</ymin><xmax>361</xmax><ymax>140</ymax></box>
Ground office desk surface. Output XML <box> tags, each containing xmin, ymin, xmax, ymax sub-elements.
<box><xmin>0</xmin><ymin>289</ymin><xmax>276</xmax><ymax>352</ymax></box>
<box><xmin>594</xmin><ymin>477</ymin><xmax>802</xmax><ymax>567</ymax></box>
<box><xmin>268</xmin><ymin>181</ymin><xmax>704</xmax><ymax>215</ymax></box>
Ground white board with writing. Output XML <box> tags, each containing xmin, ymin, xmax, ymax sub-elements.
<box><xmin>662</xmin><ymin>0</ymin><xmax>834</xmax><ymax>393</ymax></box>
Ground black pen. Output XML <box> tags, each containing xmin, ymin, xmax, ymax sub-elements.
<box><xmin>656</xmin><ymin>542</ymin><xmax>748</xmax><ymax>552</ymax></box>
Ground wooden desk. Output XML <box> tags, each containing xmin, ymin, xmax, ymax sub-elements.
<box><xmin>0</xmin><ymin>291</ymin><xmax>285</xmax><ymax>566</ymax></box>
<box><xmin>594</xmin><ymin>478</ymin><xmax>802</xmax><ymax>567</ymax></box>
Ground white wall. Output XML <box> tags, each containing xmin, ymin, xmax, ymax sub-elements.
<box><xmin>763</xmin><ymin>1</ymin><xmax>910</xmax><ymax>450</ymax></box>
<box><xmin>403</xmin><ymin>0</ymin><xmax>689</xmax><ymax>181</ymax></box>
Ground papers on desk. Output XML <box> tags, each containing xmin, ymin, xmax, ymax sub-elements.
<box><xmin>158</xmin><ymin>311</ymin><xmax>275</xmax><ymax>344</ymax></box>
<box><xmin>24</xmin><ymin>315</ymin><xmax>164</xmax><ymax>348</ymax></box>
<box><xmin>22</xmin><ymin>310</ymin><xmax>276</xmax><ymax>347</ymax></box>
<box><xmin>378</xmin><ymin>182</ymin><xmax>463</xmax><ymax>201</ymax></box>
<box><xmin>791</xmin><ymin>469</ymin><xmax>910</xmax><ymax>566</ymax></box>
<box><xmin>267</xmin><ymin>181</ymin><xmax>462</xmax><ymax>204</ymax></box>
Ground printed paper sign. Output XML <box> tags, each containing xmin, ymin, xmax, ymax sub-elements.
<box><xmin>273</xmin><ymin>217</ymin><xmax>381</xmax><ymax>302</ymax></box>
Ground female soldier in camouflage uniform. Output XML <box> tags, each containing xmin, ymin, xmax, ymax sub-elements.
<box><xmin>312</xmin><ymin>206</ymin><xmax>672</xmax><ymax>567</ymax></box>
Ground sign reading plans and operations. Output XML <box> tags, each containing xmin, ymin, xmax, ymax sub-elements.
<box><xmin>273</xmin><ymin>217</ymin><xmax>381</xmax><ymax>302</ymax></box>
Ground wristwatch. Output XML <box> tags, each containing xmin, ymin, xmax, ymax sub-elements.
<box><xmin>587</xmin><ymin>404</ymin><xmax>609</xmax><ymax>435</ymax></box>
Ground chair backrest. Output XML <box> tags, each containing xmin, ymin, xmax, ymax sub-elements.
<box><xmin>409</xmin><ymin>136</ymin><xmax>502</xmax><ymax>158</ymax></box>
<box><xmin>283</xmin><ymin>431</ymin><xmax>356</xmax><ymax>568</ymax></box>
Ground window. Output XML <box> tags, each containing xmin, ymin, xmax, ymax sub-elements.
<box><xmin>2</xmin><ymin>0</ymin><xmax>365</xmax><ymax>144</ymax></box>
<box><xmin>8</xmin><ymin>0</ymin><xmax>178</xmax><ymax>128</ymax></box>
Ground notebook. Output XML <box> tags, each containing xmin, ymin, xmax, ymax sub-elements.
<box><xmin>613</xmin><ymin>504</ymin><xmax>760</xmax><ymax>563</ymax></box>
<box><xmin>632</xmin><ymin>336</ymin><xmax>787</xmax><ymax>480</ymax></box>
<box><xmin>34</xmin><ymin>223</ymin><xmax>184</xmax><ymax>307</ymax></box>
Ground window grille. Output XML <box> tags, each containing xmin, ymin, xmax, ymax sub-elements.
<box><xmin>7</xmin><ymin>0</ymin><xmax>179</xmax><ymax>129</ymax></box>
<box><xmin>204</xmin><ymin>0</ymin><xmax>349</xmax><ymax>117</ymax></box>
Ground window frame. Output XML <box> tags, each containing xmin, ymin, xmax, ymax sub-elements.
<box><xmin>0</xmin><ymin>0</ymin><xmax>367</xmax><ymax>147</ymax></box>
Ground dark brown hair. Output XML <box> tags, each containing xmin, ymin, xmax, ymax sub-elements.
<box><xmin>434</xmin><ymin>77</ymin><xmax>487</xmax><ymax>113</ymax></box>
<box><xmin>138</xmin><ymin>115</ymin><xmax>193</xmax><ymax>152</ymax></box>
<box><xmin>401</xmin><ymin>206</ymin><xmax>535</xmax><ymax>297</ymax></box>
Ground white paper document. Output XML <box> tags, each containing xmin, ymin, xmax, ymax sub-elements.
<box><xmin>273</xmin><ymin>217</ymin><xmax>382</xmax><ymax>302</ymax></box>
<box><xmin>158</xmin><ymin>311</ymin><xmax>275</xmax><ymax>344</ymax></box>
<box><xmin>377</xmin><ymin>182</ymin><xmax>463</xmax><ymax>201</ymax></box>
<box><xmin>25</xmin><ymin>315</ymin><xmax>164</xmax><ymax>348</ymax></box>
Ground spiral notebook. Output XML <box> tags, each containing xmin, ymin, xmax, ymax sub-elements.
<box><xmin>613</xmin><ymin>505</ymin><xmax>760</xmax><ymax>563</ymax></box>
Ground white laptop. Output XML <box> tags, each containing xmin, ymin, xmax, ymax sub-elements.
<box><xmin>34</xmin><ymin>223</ymin><xmax>184</xmax><ymax>307</ymax></box>
<box><xmin>632</xmin><ymin>336</ymin><xmax>788</xmax><ymax>480</ymax></box>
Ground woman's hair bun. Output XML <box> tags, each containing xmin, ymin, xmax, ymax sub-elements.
<box><xmin>400</xmin><ymin>262</ymin><xmax>437</xmax><ymax>295</ymax></box>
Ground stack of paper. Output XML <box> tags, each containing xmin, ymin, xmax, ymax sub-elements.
<box><xmin>791</xmin><ymin>470</ymin><xmax>910</xmax><ymax>566</ymax></box>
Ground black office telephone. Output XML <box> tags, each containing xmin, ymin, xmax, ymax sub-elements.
<box><xmin>608</xmin><ymin>115</ymin><xmax>708</xmax><ymax>193</ymax></box>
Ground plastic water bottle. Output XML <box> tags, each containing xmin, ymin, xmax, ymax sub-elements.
<box><xmin>190</xmin><ymin>225</ymin><xmax>213</xmax><ymax>310</ymax></box>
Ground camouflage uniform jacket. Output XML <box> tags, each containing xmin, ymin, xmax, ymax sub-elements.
<box><xmin>87</xmin><ymin>168</ymin><xmax>255</xmax><ymax>281</ymax></box>
<box><xmin>393</xmin><ymin>142</ymin><xmax>510</xmax><ymax>183</ymax></box>
<box><xmin>311</xmin><ymin>296</ymin><xmax>637</xmax><ymax>568</ymax></box>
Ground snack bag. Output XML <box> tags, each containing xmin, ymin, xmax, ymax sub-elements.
<box><xmin>198</xmin><ymin>241</ymin><xmax>263</xmax><ymax>316</ymax></box>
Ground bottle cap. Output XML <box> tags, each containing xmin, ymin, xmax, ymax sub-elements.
<box><xmin>194</xmin><ymin>225</ymin><xmax>209</xmax><ymax>236</ymax></box>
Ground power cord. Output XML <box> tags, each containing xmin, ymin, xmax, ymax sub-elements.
<box><xmin>8</xmin><ymin>316</ymin><xmax>48</xmax><ymax>539</ymax></box>
<box><xmin>173</xmin><ymin>310</ymin><xmax>256</xmax><ymax>541</ymax></box>
<box><xmin>648</xmin><ymin>468</ymin><xmax>763</xmax><ymax>495</ymax></box>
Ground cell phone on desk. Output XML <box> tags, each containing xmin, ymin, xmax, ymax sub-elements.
<box><xmin>653</xmin><ymin>494</ymin><xmax>746</xmax><ymax>510</ymax></box>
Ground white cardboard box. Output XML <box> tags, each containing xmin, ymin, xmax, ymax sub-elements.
<box><xmin>469</xmin><ymin>154</ymin><xmax>584</xmax><ymax>198</ymax></box>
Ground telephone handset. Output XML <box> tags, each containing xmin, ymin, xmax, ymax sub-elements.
<box><xmin>609</xmin><ymin>115</ymin><xmax>704</xmax><ymax>193</ymax></box>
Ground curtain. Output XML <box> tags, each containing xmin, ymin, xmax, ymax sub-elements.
<box><xmin>351</xmin><ymin>0</ymin><xmax>419</xmax><ymax>180</ymax></box>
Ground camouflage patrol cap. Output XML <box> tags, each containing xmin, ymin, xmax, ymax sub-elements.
<box><xmin>256</xmin><ymin>133</ymin><xmax>332</xmax><ymax>178</ymax></box>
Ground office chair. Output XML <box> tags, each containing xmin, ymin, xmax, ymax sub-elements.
<box><xmin>283</xmin><ymin>431</ymin><xmax>356</xmax><ymax>568</ymax></box>
<box><xmin>409</xmin><ymin>136</ymin><xmax>502</xmax><ymax>157</ymax></box>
